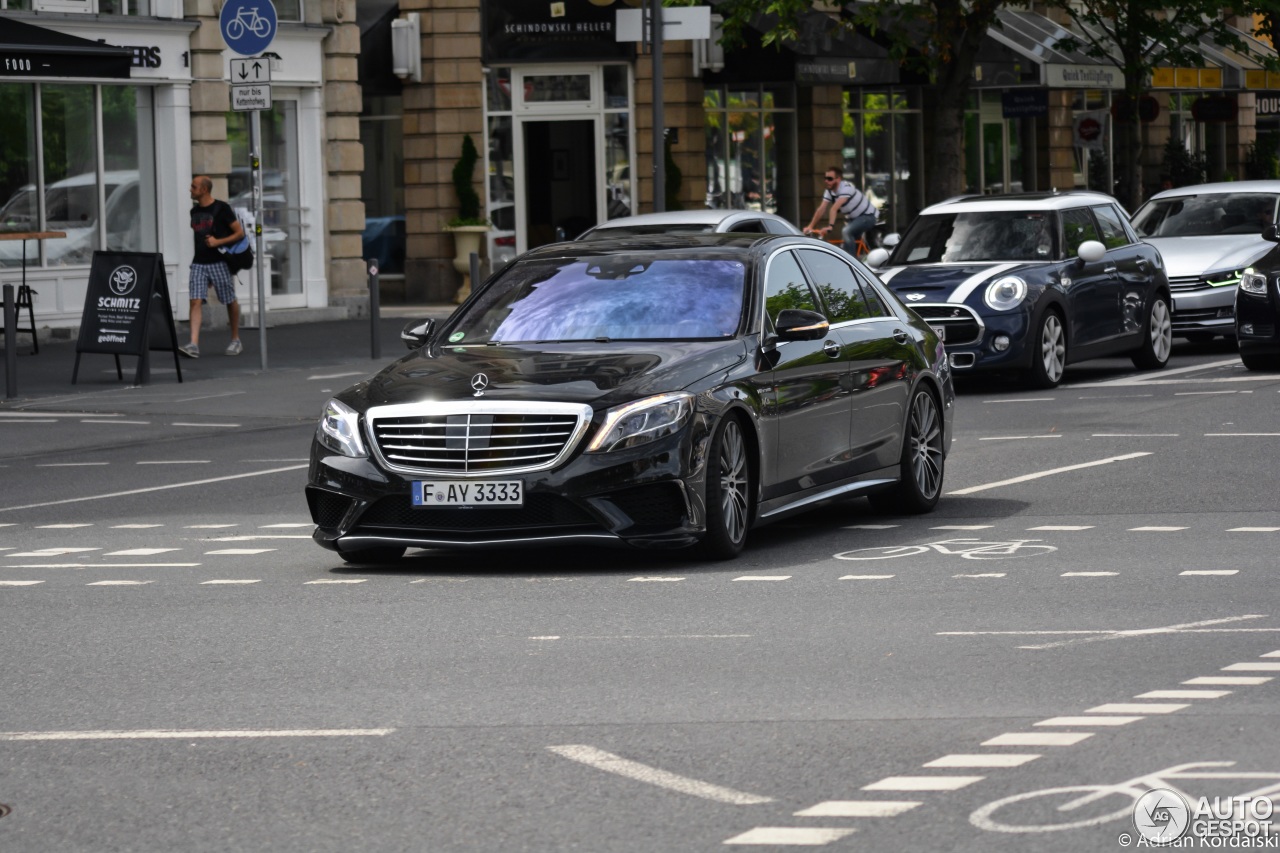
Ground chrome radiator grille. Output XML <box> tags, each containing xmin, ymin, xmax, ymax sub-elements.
<box><xmin>1167</xmin><ymin>275</ymin><xmax>1209</xmax><ymax>293</ymax></box>
<box><xmin>367</xmin><ymin>403</ymin><xmax>591</xmax><ymax>475</ymax></box>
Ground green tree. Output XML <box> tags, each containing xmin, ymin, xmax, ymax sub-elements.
<box><xmin>1045</xmin><ymin>0</ymin><xmax>1276</xmax><ymax>209</ymax></box>
<box><xmin>718</xmin><ymin>0</ymin><xmax>1005</xmax><ymax>203</ymax></box>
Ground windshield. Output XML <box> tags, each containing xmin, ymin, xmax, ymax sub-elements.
<box><xmin>1132</xmin><ymin>192</ymin><xmax>1280</xmax><ymax>237</ymax></box>
<box><xmin>447</xmin><ymin>255</ymin><xmax>746</xmax><ymax>344</ymax></box>
<box><xmin>892</xmin><ymin>211</ymin><xmax>1057</xmax><ymax>264</ymax></box>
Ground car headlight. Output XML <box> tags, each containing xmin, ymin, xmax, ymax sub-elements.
<box><xmin>984</xmin><ymin>276</ymin><xmax>1027</xmax><ymax>311</ymax></box>
<box><xmin>1240</xmin><ymin>268</ymin><xmax>1270</xmax><ymax>296</ymax></box>
<box><xmin>317</xmin><ymin>398</ymin><xmax>367</xmax><ymax>457</ymax></box>
<box><xmin>1206</xmin><ymin>269</ymin><xmax>1244</xmax><ymax>287</ymax></box>
<box><xmin>586</xmin><ymin>392</ymin><xmax>693</xmax><ymax>453</ymax></box>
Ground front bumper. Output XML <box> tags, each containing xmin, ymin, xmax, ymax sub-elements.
<box><xmin>306</xmin><ymin>421</ymin><xmax>713</xmax><ymax>553</ymax></box>
<box><xmin>911</xmin><ymin>303</ymin><xmax>1032</xmax><ymax>373</ymax></box>
<box><xmin>1236</xmin><ymin>282</ymin><xmax>1280</xmax><ymax>355</ymax></box>
<box><xmin>1169</xmin><ymin>283</ymin><xmax>1237</xmax><ymax>335</ymax></box>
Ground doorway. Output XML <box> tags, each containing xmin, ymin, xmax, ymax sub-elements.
<box><xmin>522</xmin><ymin>119</ymin><xmax>597</xmax><ymax>248</ymax></box>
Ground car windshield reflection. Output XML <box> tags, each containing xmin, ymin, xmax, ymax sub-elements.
<box><xmin>1132</xmin><ymin>192</ymin><xmax>1280</xmax><ymax>237</ymax></box>
<box><xmin>449</xmin><ymin>256</ymin><xmax>746</xmax><ymax>344</ymax></box>
<box><xmin>894</xmin><ymin>211</ymin><xmax>1057</xmax><ymax>264</ymax></box>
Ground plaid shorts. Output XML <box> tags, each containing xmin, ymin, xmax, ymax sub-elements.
<box><xmin>189</xmin><ymin>261</ymin><xmax>237</xmax><ymax>304</ymax></box>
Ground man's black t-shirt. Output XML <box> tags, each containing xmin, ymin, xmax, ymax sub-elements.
<box><xmin>191</xmin><ymin>199</ymin><xmax>236</xmax><ymax>265</ymax></box>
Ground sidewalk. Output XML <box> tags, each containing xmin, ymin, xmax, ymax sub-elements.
<box><xmin>1</xmin><ymin>303</ymin><xmax>458</xmax><ymax>409</ymax></box>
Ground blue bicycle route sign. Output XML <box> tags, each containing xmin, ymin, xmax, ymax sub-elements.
<box><xmin>219</xmin><ymin>0</ymin><xmax>277</xmax><ymax>57</ymax></box>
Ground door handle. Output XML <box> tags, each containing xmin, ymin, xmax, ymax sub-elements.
<box><xmin>1136</xmin><ymin>258</ymin><xmax>1149</xmax><ymax>270</ymax></box>
<box><xmin>1104</xmin><ymin>265</ymin><xmax>1118</xmax><ymax>276</ymax></box>
<box><xmin>823</xmin><ymin>340</ymin><xmax>841</xmax><ymax>358</ymax></box>
<box><xmin>893</xmin><ymin>329</ymin><xmax>909</xmax><ymax>343</ymax></box>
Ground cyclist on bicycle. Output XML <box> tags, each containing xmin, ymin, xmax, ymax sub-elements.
<box><xmin>803</xmin><ymin>166</ymin><xmax>878</xmax><ymax>256</ymax></box>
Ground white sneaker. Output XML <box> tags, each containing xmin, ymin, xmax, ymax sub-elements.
<box><xmin>179</xmin><ymin>342</ymin><xmax>200</xmax><ymax>358</ymax></box>
<box><xmin>224</xmin><ymin>339</ymin><xmax>243</xmax><ymax>356</ymax></box>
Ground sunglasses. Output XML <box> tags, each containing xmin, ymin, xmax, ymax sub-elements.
<box><xmin>824</xmin><ymin>176</ymin><xmax>838</xmax><ymax>182</ymax></box>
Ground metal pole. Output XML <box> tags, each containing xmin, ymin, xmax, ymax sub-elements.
<box><xmin>3</xmin><ymin>284</ymin><xmax>16</xmax><ymax>400</ymax></box>
<box><xmin>468</xmin><ymin>251</ymin><xmax>480</xmax><ymax>299</ymax></box>
<box><xmin>251</xmin><ymin>109</ymin><xmax>268</xmax><ymax>369</ymax></box>
<box><xmin>650</xmin><ymin>0</ymin><xmax>665</xmax><ymax>213</ymax></box>
<box><xmin>368</xmin><ymin>259</ymin><xmax>381</xmax><ymax>361</ymax></box>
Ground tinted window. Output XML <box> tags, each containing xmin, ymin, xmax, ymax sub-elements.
<box><xmin>453</xmin><ymin>255</ymin><xmax>746</xmax><ymax>342</ymax></box>
<box><xmin>763</xmin><ymin>250</ymin><xmax>818</xmax><ymax>325</ymax></box>
<box><xmin>1091</xmin><ymin>204</ymin><xmax>1130</xmax><ymax>249</ymax></box>
<box><xmin>797</xmin><ymin>248</ymin><xmax>872</xmax><ymax>323</ymax></box>
<box><xmin>1132</xmin><ymin>192</ymin><xmax>1280</xmax><ymax>237</ymax></box>
<box><xmin>851</xmin><ymin>267</ymin><xmax>892</xmax><ymax>318</ymax></box>
<box><xmin>1062</xmin><ymin>208</ymin><xmax>1102</xmax><ymax>256</ymax></box>
<box><xmin>895</xmin><ymin>211</ymin><xmax>1055</xmax><ymax>264</ymax></box>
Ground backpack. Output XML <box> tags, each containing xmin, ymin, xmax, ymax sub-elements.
<box><xmin>220</xmin><ymin>206</ymin><xmax>256</xmax><ymax>273</ymax></box>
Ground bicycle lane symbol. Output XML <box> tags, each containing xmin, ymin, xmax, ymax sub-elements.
<box><xmin>220</xmin><ymin>0</ymin><xmax>278</xmax><ymax>57</ymax></box>
<box><xmin>969</xmin><ymin>761</ymin><xmax>1280</xmax><ymax>835</ymax></box>
<box><xmin>835</xmin><ymin>538</ymin><xmax>1058</xmax><ymax>561</ymax></box>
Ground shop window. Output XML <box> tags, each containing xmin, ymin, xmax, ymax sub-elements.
<box><xmin>705</xmin><ymin>85</ymin><xmax>796</xmax><ymax>221</ymax></box>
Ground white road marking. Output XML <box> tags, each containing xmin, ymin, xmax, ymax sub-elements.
<box><xmin>37</xmin><ymin>462</ymin><xmax>108</xmax><ymax>467</ymax></box>
<box><xmin>1185</xmin><ymin>676</ymin><xmax>1272</xmax><ymax>685</ymax></box>
<box><xmin>946</xmin><ymin>452</ymin><xmax>1151</xmax><ymax>496</ymax></box>
<box><xmin>1014</xmin><ymin>615</ymin><xmax>1268</xmax><ymax>650</ymax></box>
<box><xmin>1177</xmin><ymin>390</ymin><xmax>1242</xmax><ymax>396</ymax></box>
<box><xmin>1028</xmin><ymin>525</ymin><xmax>1094</xmax><ymax>531</ymax></box>
<box><xmin>923</xmin><ymin>754</ymin><xmax>1039</xmax><ymax>768</ymax></box>
<box><xmin>0</xmin><ymin>419</ymin><xmax>55</xmax><ymax>423</ymax></box>
<box><xmin>88</xmin><ymin>581</ymin><xmax>151</xmax><ymax>586</ymax></box>
<box><xmin>1223</xmin><ymin>662</ymin><xmax>1280</xmax><ymax>671</ymax></box>
<box><xmin>1181</xmin><ymin>570</ymin><xmax>1239</xmax><ymax>576</ymax></box>
<box><xmin>1085</xmin><ymin>358</ymin><xmax>1241</xmax><ymax>386</ymax></box>
<box><xmin>204</xmin><ymin>549</ymin><xmax>276</xmax><ymax>555</ymax></box>
<box><xmin>204</xmin><ymin>535</ymin><xmax>311</xmax><ymax>541</ymax></box>
<box><xmin>529</xmin><ymin>636</ymin><xmax>561</xmax><ymax>641</ymax></box>
<box><xmin>0</xmin><ymin>412</ymin><xmax>121</xmax><ymax>418</ymax></box>
<box><xmin>187</xmin><ymin>524</ymin><xmax>238</xmax><ymax>529</ymax></box>
<box><xmin>112</xmin><ymin>524</ymin><xmax>163</xmax><ymax>528</ymax></box>
<box><xmin>83</xmin><ymin>419</ymin><xmax>150</xmax><ymax>425</ymax></box>
<box><xmin>1264</xmin><ymin>651</ymin><xmax>1280</xmax><ymax>658</ymax></box>
<box><xmin>35</xmin><ymin>524</ymin><xmax>94</xmax><ymax>529</ymax></box>
<box><xmin>794</xmin><ymin>801</ymin><xmax>920</xmax><ymax>817</ymax></box>
<box><xmin>1086</xmin><ymin>703</ymin><xmax>1188</xmax><ymax>714</ymax></box>
<box><xmin>547</xmin><ymin>744</ymin><xmax>774</xmax><ymax>805</ymax></box>
<box><xmin>931</xmin><ymin>525</ymin><xmax>993</xmax><ymax>530</ymax></box>
<box><xmin>1062</xmin><ymin>572</ymin><xmax>1118</xmax><ymax>577</ymax></box>
<box><xmin>171</xmin><ymin>422</ymin><xmax>241</xmax><ymax>428</ymax></box>
<box><xmin>304</xmin><ymin>579</ymin><xmax>367</xmax><ymax>585</ymax></box>
<box><xmin>724</xmin><ymin>827</ymin><xmax>856</xmax><ymax>845</ymax></box>
<box><xmin>843</xmin><ymin>524</ymin><xmax>898</xmax><ymax>529</ymax></box>
<box><xmin>0</xmin><ymin>728</ymin><xmax>394</xmax><ymax>741</ymax></box>
<box><xmin>1229</xmin><ymin>527</ymin><xmax>1280</xmax><ymax>532</ymax></box>
<box><xmin>1035</xmin><ymin>716</ymin><xmax>1143</xmax><ymax>727</ymax></box>
<box><xmin>979</xmin><ymin>435</ymin><xmax>1062</xmax><ymax>440</ymax></box>
<box><xmin>105</xmin><ymin>549</ymin><xmax>181</xmax><ymax>556</ymax></box>
<box><xmin>0</xmin><ymin>464</ymin><xmax>307</xmax><ymax>513</ymax></box>
<box><xmin>982</xmin><ymin>732</ymin><xmax>1093</xmax><ymax>747</ymax></box>
<box><xmin>840</xmin><ymin>575</ymin><xmax>895</xmax><ymax>580</ymax></box>
<box><xmin>173</xmin><ymin>391</ymin><xmax>246</xmax><ymax>403</ymax></box>
<box><xmin>136</xmin><ymin>460</ymin><xmax>210</xmax><ymax>465</ymax></box>
<box><xmin>1207</xmin><ymin>433</ymin><xmax>1280</xmax><ymax>437</ymax></box>
<box><xmin>628</xmin><ymin>577</ymin><xmax>686</xmax><ymax>582</ymax></box>
<box><xmin>5</xmin><ymin>563</ymin><xmax>200</xmax><ymax>568</ymax></box>
<box><xmin>7</xmin><ymin>547</ymin><xmax>101</xmax><ymax>556</ymax></box>
<box><xmin>1136</xmin><ymin>690</ymin><xmax>1231</xmax><ymax>699</ymax></box>
<box><xmin>308</xmin><ymin>371</ymin><xmax>367</xmax><ymax>380</ymax></box>
<box><xmin>954</xmin><ymin>573</ymin><xmax>1006</xmax><ymax>578</ymax></box>
<box><xmin>201</xmin><ymin>580</ymin><xmax>261</xmax><ymax>585</ymax></box>
<box><xmin>0</xmin><ymin>581</ymin><xmax>43</xmax><ymax>586</ymax></box>
<box><xmin>982</xmin><ymin>397</ymin><xmax>1054</xmax><ymax>403</ymax></box>
<box><xmin>1128</xmin><ymin>526</ymin><xmax>1187</xmax><ymax>531</ymax></box>
<box><xmin>733</xmin><ymin>576</ymin><xmax>791</xmax><ymax>581</ymax></box>
<box><xmin>260</xmin><ymin>523</ymin><xmax>312</xmax><ymax>528</ymax></box>
<box><xmin>863</xmin><ymin>776</ymin><xmax>984</xmax><ymax>792</ymax></box>
<box><xmin>1091</xmin><ymin>433</ymin><xmax>1177</xmax><ymax>437</ymax></box>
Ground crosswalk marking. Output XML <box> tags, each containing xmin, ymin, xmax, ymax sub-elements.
<box><xmin>7</xmin><ymin>547</ymin><xmax>101</xmax><ymax>556</ymax></box>
<box><xmin>628</xmin><ymin>577</ymin><xmax>685</xmax><ymax>582</ymax></box>
<box><xmin>1086</xmin><ymin>703</ymin><xmax>1188</xmax><ymax>714</ymax></box>
<box><xmin>1062</xmin><ymin>571</ymin><xmax>1118</xmax><ymax>577</ymax></box>
<box><xmin>1184</xmin><ymin>676</ymin><xmax>1272</xmax><ymax>685</ymax></box>
<box><xmin>863</xmin><ymin>776</ymin><xmax>984</xmax><ymax>791</ymax></box>
<box><xmin>1181</xmin><ymin>570</ymin><xmax>1239</xmax><ymax>576</ymax></box>
<box><xmin>1129</xmin><ymin>526</ymin><xmax>1187</xmax><ymax>531</ymax></box>
<box><xmin>725</xmin><ymin>828</ymin><xmax>857</xmax><ymax>846</ymax></box>
<box><xmin>201</xmin><ymin>579</ymin><xmax>261</xmax><ymax>585</ymax></box>
<box><xmin>87</xmin><ymin>580</ymin><xmax>151</xmax><ymax>586</ymax></box>
<box><xmin>0</xmin><ymin>581</ymin><xmax>43</xmax><ymax>586</ymax></box>
<box><xmin>1034</xmin><ymin>716</ymin><xmax>1143</xmax><ymax>727</ymax></box>
<box><xmin>105</xmin><ymin>548</ymin><xmax>181</xmax><ymax>556</ymax></box>
<box><xmin>923</xmin><ymin>754</ymin><xmax>1038</xmax><ymax>768</ymax></box>
<box><xmin>1223</xmin><ymin>662</ymin><xmax>1280</xmax><ymax>672</ymax></box>
<box><xmin>794</xmin><ymin>801</ymin><xmax>920</xmax><ymax>818</ymax></box>
<box><xmin>305</xmin><ymin>579</ymin><xmax>367</xmax><ymax>585</ymax></box>
<box><xmin>1027</xmin><ymin>525</ymin><xmax>1094</xmax><ymax>531</ymax></box>
<box><xmin>1136</xmin><ymin>690</ymin><xmax>1231</xmax><ymax>699</ymax></box>
<box><xmin>982</xmin><ymin>732</ymin><xmax>1093</xmax><ymax>746</ymax></box>
<box><xmin>733</xmin><ymin>576</ymin><xmax>791</xmax><ymax>581</ymax></box>
<box><xmin>204</xmin><ymin>549</ymin><xmax>276</xmax><ymax>555</ymax></box>
<box><xmin>840</xmin><ymin>574</ymin><xmax>895</xmax><ymax>580</ymax></box>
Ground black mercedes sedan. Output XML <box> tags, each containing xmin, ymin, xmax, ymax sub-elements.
<box><xmin>306</xmin><ymin>234</ymin><xmax>954</xmax><ymax>563</ymax></box>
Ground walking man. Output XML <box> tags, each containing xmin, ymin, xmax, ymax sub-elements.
<box><xmin>182</xmin><ymin>175</ymin><xmax>244</xmax><ymax>357</ymax></box>
<box><xmin>803</xmin><ymin>167</ymin><xmax>878</xmax><ymax>256</ymax></box>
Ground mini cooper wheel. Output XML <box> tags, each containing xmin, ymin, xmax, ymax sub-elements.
<box><xmin>868</xmin><ymin>388</ymin><xmax>944</xmax><ymax>515</ymax></box>
<box><xmin>695</xmin><ymin>415</ymin><xmax>753</xmax><ymax>560</ymax></box>
<box><xmin>1131</xmin><ymin>295</ymin><xmax>1172</xmax><ymax>370</ymax></box>
<box><xmin>339</xmin><ymin>546</ymin><xmax>406</xmax><ymax>565</ymax></box>
<box><xmin>1027</xmin><ymin>310</ymin><xmax>1066</xmax><ymax>389</ymax></box>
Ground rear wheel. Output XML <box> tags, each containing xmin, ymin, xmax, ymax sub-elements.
<box><xmin>1131</xmin><ymin>295</ymin><xmax>1172</xmax><ymax>369</ymax></box>
<box><xmin>695</xmin><ymin>416</ymin><xmax>753</xmax><ymax>560</ymax></box>
<box><xmin>1026</xmin><ymin>310</ymin><xmax>1066</xmax><ymax>388</ymax></box>
<box><xmin>868</xmin><ymin>388</ymin><xmax>944</xmax><ymax>515</ymax></box>
<box><xmin>339</xmin><ymin>546</ymin><xmax>406</xmax><ymax>565</ymax></box>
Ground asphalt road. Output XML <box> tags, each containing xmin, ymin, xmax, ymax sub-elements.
<box><xmin>1</xmin><ymin>338</ymin><xmax>1278</xmax><ymax>852</ymax></box>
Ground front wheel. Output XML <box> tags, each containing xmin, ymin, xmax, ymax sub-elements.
<box><xmin>1241</xmin><ymin>350</ymin><xmax>1280</xmax><ymax>372</ymax></box>
<box><xmin>867</xmin><ymin>388</ymin><xmax>944</xmax><ymax>515</ymax></box>
<box><xmin>1131</xmin><ymin>295</ymin><xmax>1172</xmax><ymax>369</ymax></box>
<box><xmin>694</xmin><ymin>416</ymin><xmax>753</xmax><ymax>560</ymax></box>
<box><xmin>1026</xmin><ymin>310</ymin><xmax>1066</xmax><ymax>388</ymax></box>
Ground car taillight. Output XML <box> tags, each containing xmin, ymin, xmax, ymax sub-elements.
<box><xmin>495</xmin><ymin>236</ymin><xmax>515</xmax><ymax>246</ymax></box>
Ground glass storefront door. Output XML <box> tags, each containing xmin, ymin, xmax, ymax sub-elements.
<box><xmin>521</xmin><ymin>119</ymin><xmax>597</xmax><ymax>248</ymax></box>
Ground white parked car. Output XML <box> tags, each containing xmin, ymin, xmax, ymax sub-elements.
<box><xmin>0</xmin><ymin>170</ymin><xmax>140</xmax><ymax>266</ymax></box>
<box><xmin>577</xmin><ymin>209</ymin><xmax>803</xmax><ymax>240</ymax></box>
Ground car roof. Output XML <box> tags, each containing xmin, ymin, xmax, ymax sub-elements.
<box><xmin>586</xmin><ymin>209</ymin><xmax>800</xmax><ymax>231</ymax></box>
<box><xmin>919</xmin><ymin>190</ymin><xmax>1123</xmax><ymax>216</ymax></box>
<box><xmin>520</xmin><ymin>232</ymin><xmax>786</xmax><ymax>261</ymax></box>
<box><xmin>1146</xmin><ymin>180</ymin><xmax>1280</xmax><ymax>200</ymax></box>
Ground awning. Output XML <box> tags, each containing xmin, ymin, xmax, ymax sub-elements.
<box><xmin>0</xmin><ymin>16</ymin><xmax>132</xmax><ymax>80</ymax></box>
<box><xmin>989</xmin><ymin>10</ymin><xmax>1124</xmax><ymax>90</ymax></box>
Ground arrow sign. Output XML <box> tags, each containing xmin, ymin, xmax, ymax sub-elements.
<box><xmin>231</xmin><ymin>57</ymin><xmax>272</xmax><ymax>84</ymax></box>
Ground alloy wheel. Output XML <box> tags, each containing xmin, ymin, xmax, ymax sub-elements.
<box><xmin>718</xmin><ymin>420</ymin><xmax>750</xmax><ymax>544</ymax></box>
<box><xmin>909</xmin><ymin>392</ymin><xmax>944</xmax><ymax>500</ymax></box>
<box><xmin>1149</xmin><ymin>299</ymin><xmax>1172</xmax><ymax>363</ymax></box>
<box><xmin>1040</xmin><ymin>314</ymin><xmax>1065</xmax><ymax>383</ymax></box>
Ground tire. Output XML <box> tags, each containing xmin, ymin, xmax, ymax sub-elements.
<box><xmin>1131</xmin><ymin>294</ymin><xmax>1172</xmax><ymax>370</ymax></box>
<box><xmin>1026</xmin><ymin>310</ymin><xmax>1066</xmax><ymax>388</ymax></box>
<box><xmin>694</xmin><ymin>416</ymin><xmax>753</xmax><ymax>560</ymax></box>
<box><xmin>1241</xmin><ymin>349</ymin><xmax>1280</xmax><ymax>371</ymax></box>
<box><xmin>339</xmin><ymin>546</ymin><xmax>406</xmax><ymax>565</ymax></box>
<box><xmin>867</xmin><ymin>388</ymin><xmax>944</xmax><ymax>515</ymax></box>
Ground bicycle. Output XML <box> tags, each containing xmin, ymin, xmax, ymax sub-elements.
<box><xmin>835</xmin><ymin>537</ymin><xmax>1057</xmax><ymax>561</ymax></box>
<box><xmin>226</xmin><ymin>6</ymin><xmax>272</xmax><ymax>40</ymax></box>
<box><xmin>970</xmin><ymin>761</ymin><xmax>1280</xmax><ymax>834</ymax></box>
<box><xmin>803</xmin><ymin>229</ymin><xmax>870</xmax><ymax>261</ymax></box>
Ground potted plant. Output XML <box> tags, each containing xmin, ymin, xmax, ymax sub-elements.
<box><xmin>445</xmin><ymin>134</ymin><xmax>490</xmax><ymax>302</ymax></box>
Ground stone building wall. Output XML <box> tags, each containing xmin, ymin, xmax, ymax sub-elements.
<box><xmin>322</xmin><ymin>0</ymin><xmax>367</xmax><ymax>302</ymax></box>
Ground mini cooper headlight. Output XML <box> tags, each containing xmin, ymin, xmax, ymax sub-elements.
<box><xmin>1240</xmin><ymin>269</ymin><xmax>1270</xmax><ymax>296</ymax></box>
<box><xmin>984</xmin><ymin>276</ymin><xmax>1028</xmax><ymax>311</ymax></box>
<box><xmin>317</xmin><ymin>398</ymin><xmax>367</xmax><ymax>457</ymax></box>
<box><xmin>587</xmin><ymin>392</ymin><xmax>693</xmax><ymax>453</ymax></box>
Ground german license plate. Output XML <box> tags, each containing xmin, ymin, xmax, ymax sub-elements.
<box><xmin>929</xmin><ymin>323</ymin><xmax>946</xmax><ymax>342</ymax></box>
<box><xmin>412</xmin><ymin>480</ymin><xmax>523</xmax><ymax>507</ymax></box>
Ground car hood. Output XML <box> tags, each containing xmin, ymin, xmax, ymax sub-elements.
<box><xmin>874</xmin><ymin>262</ymin><xmax>1039</xmax><ymax>304</ymax></box>
<box><xmin>1141</xmin><ymin>235</ymin><xmax>1272</xmax><ymax>277</ymax></box>
<box><xmin>349</xmin><ymin>339</ymin><xmax>750</xmax><ymax>409</ymax></box>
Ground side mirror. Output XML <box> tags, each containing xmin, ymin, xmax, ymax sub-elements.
<box><xmin>400</xmin><ymin>318</ymin><xmax>435</xmax><ymax>350</ymax></box>
<box><xmin>882</xmin><ymin>232</ymin><xmax>901</xmax><ymax>248</ymax></box>
<box><xmin>864</xmin><ymin>247</ymin><xmax>890</xmax><ymax>269</ymax></box>
<box><xmin>774</xmin><ymin>309</ymin><xmax>830</xmax><ymax>341</ymax></box>
<box><xmin>1264</xmin><ymin>224</ymin><xmax>1280</xmax><ymax>243</ymax></box>
<box><xmin>1077</xmin><ymin>240</ymin><xmax>1106</xmax><ymax>264</ymax></box>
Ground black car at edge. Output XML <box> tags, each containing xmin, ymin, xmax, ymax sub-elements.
<box><xmin>1237</xmin><ymin>224</ymin><xmax>1280</xmax><ymax>370</ymax></box>
<box><xmin>306</xmin><ymin>234</ymin><xmax>955</xmax><ymax>562</ymax></box>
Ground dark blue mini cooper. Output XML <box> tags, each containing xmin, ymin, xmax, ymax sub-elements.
<box><xmin>865</xmin><ymin>191</ymin><xmax>1173</xmax><ymax>388</ymax></box>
